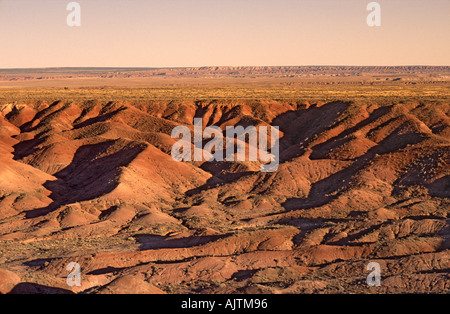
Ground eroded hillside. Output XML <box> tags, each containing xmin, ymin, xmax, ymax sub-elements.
<box><xmin>0</xmin><ymin>98</ymin><xmax>449</xmax><ymax>294</ymax></box>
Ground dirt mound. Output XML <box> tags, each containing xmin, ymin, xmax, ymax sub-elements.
<box><xmin>0</xmin><ymin>99</ymin><xmax>448</xmax><ymax>294</ymax></box>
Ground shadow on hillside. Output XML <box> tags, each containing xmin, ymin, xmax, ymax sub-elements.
<box><xmin>282</xmin><ymin>128</ymin><xmax>427</xmax><ymax>211</ymax></box>
<box><xmin>274</xmin><ymin>101</ymin><xmax>350</xmax><ymax>162</ymax></box>
<box><xmin>428</xmin><ymin>175</ymin><xmax>450</xmax><ymax>198</ymax></box>
<box><xmin>73</xmin><ymin>106</ymin><xmax>125</xmax><ymax>129</ymax></box>
<box><xmin>25</xmin><ymin>140</ymin><xmax>145</xmax><ymax>218</ymax></box>
<box><xmin>184</xmin><ymin>101</ymin><xmax>351</xmax><ymax>196</ymax></box>
<box><xmin>309</xmin><ymin>105</ymin><xmax>393</xmax><ymax>160</ymax></box>
<box><xmin>12</xmin><ymin>132</ymin><xmax>47</xmax><ymax>160</ymax></box>
<box><xmin>8</xmin><ymin>282</ymin><xmax>74</xmax><ymax>294</ymax></box>
<box><xmin>134</xmin><ymin>233</ymin><xmax>225</xmax><ymax>251</ymax></box>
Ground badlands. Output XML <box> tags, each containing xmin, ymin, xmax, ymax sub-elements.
<box><xmin>0</xmin><ymin>66</ymin><xmax>448</xmax><ymax>294</ymax></box>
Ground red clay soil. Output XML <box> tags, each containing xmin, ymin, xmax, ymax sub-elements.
<box><xmin>0</xmin><ymin>99</ymin><xmax>448</xmax><ymax>294</ymax></box>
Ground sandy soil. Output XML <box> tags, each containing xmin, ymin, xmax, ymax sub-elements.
<box><xmin>0</xmin><ymin>67</ymin><xmax>448</xmax><ymax>294</ymax></box>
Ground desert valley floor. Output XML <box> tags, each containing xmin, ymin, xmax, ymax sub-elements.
<box><xmin>0</xmin><ymin>67</ymin><xmax>449</xmax><ymax>294</ymax></box>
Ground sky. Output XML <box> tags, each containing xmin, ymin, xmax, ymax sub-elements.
<box><xmin>0</xmin><ymin>0</ymin><xmax>449</xmax><ymax>68</ymax></box>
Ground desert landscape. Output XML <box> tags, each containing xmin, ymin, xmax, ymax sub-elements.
<box><xmin>0</xmin><ymin>66</ymin><xmax>449</xmax><ymax>294</ymax></box>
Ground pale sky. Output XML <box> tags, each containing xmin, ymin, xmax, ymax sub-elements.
<box><xmin>0</xmin><ymin>0</ymin><xmax>449</xmax><ymax>68</ymax></box>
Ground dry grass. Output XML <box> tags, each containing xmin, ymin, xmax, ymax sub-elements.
<box><xmin>0</xmin><ymin>82</ymin><xmax>448</xmax><ymax>103</ymax></box>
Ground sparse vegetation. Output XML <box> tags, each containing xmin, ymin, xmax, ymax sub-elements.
<box><xmin>0</xmin><ymin>68</ymin><xmax>448</xmax><ymax>294</ymax></box>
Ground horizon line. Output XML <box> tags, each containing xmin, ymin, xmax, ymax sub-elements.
<box><xmin>1</xmin><ymin>65</ymin><xmax>449</xmax><ymax>71</ymax></box>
